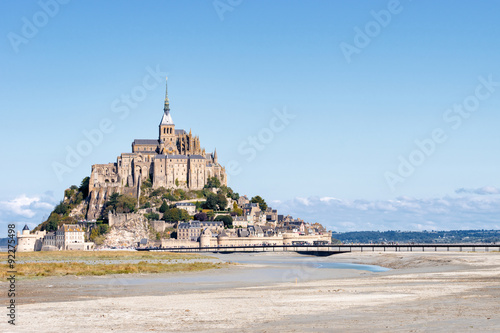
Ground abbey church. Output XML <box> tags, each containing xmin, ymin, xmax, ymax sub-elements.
<box><xmin>87</xmin><ymin>79</ymin><xmax>227</xmax><ymax>219</ymax></box>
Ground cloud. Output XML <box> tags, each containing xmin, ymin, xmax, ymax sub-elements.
<box><xmin>0</xmin><ymin>194</ymin><xmax>55</xmax><ymax>218</ymax></box>
<box><xmin>272</xmin><ymin>193</ymin><xmax>500</xmax><ymax>232</ymax></box>
<box><xmin>0</xmin><ymin>193</ymin><xmax>57</xmax><ymax>235</ymax></box>
<box><xmin>456</xmin><ymin>186</ymin><xmax>500</xmax><ymax>195</ymax></box>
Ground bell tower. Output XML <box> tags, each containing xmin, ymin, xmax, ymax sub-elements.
<box><xmin>159</xmin><ymin>77</ymin><xmax>176</xmax><ymax>154</ymax></box>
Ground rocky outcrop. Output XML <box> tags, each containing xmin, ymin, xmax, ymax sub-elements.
<box><xmin>101</xmin><ymin>212</ymin><xmax>150</xmax><ymax>248</ymax></box>
<box><xmin>87</xmin><ymin>187</ymin><xmax>120</xmax><ymax>220</ymax></box>
<box><xmin>69</xmin><ymin>200</ymin><xmax>88</xmax><ymax>220</ymax></box>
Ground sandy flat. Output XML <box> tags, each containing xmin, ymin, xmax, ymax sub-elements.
<box><xmin>2</xmin><ymin>251</ymin><xmax>499</xmax><ymax>332</ymax></box>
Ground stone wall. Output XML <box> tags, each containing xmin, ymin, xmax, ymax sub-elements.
<box><xmin>150</xmin><ymin>220</ymin><xmax>176</xmax><ymax>233</ymax></box>
<box><xmin>103</xmin><ymin>212</ymin><xmax>150</xmax><ymax>248</ymax></box>
<box><xmin>160</xmin><ymin>239</ymin><xmax>199</xmax><ymax>248</ymax></box>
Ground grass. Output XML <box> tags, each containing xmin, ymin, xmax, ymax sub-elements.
<box><xmin>0</xmin><ymin>261</ymin><xmax>227</xmax><ymax>278</ymax></box>
<box><xmin>0</xmin><ymin>250</ymin><xmax>213</xmax><ymax>262</ymax></box>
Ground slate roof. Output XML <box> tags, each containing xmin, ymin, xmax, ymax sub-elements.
<box><xmin>133</xmin><ymin>139</ymin><xmax>159</xmax><ymax>145</ymax></box>
<box><xmin>155</xmin><ymin>154</ymin><xmax>188</xmax><ymax>160</ymax></box>
<box><xmin>178</xmin><ymin>221</ymin><xmax>201</xmax><ymax>229</ymax></box>
<box><xmin>244</xmin><ymin>203</ymin><xmax>259</xmax><ymax>208</ymax></box>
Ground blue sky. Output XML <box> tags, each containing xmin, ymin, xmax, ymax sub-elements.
<box><xmin>1</xmin><ymin>0</ymin><xmax>499</xmax><ymax>235</ymax></box>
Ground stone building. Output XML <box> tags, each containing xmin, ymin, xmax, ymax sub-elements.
<box><xmin>87</xmin><ymin>78</ymin><xmax>227</xmax><ymax>219</ymax></box>
<box><xmin>16</xmin><ymin>225</ymin><xmax>45</xmax><ymax>252</ymax></box>
<box><xmin>16</xmin><ymin>224</ymin><xmax>94</xmax><ymax>252</ymax></box>
<box><xmin>175</xmin><ymin>202</ymin><xmax>196</xmax><ymax>215</ymax></box>
<box><xmin>177</xmin><ymin>221</ymin><xmax>202</xmax><ymax>241</ymax></box>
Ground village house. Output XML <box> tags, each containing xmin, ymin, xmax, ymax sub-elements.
<box><xmin>175</xmin><ymin>202</ymin><xmax>197</xmax><ymax>215</ymax></box>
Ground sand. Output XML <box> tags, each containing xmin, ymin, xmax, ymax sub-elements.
<box><xmin>2</xmin><ymin>251</ymin><xmax>499</xmax><ymax>332</ymax></box>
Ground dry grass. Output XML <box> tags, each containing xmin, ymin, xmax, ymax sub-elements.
<box><xmin>0</xmin><ymin>261</ymin><xmax>226</xmax><ymax>278</ymax></box>
<box><xmin>1</xmin><ymin>250</ymin><xmax>212</xmax><ymax>262</ymax></box>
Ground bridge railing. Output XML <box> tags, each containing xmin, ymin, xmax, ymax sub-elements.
<box><xmin>141</xmin><ymin>244</ymin><xmax>500</xmax><ymax>253</ymax></box>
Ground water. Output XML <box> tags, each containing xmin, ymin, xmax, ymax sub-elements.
<box><xmin>42</xmin><ymin>253</ymin><xmax>391</xmax><ymax>298</ymax></box>
<box><xmin>226</xmin><ymin>257</ymin><xmax>390</xmax><ymax>273</ymax></box>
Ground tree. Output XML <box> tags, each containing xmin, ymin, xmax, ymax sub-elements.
<box><xmin>141</xmin><ymin>178</ymin><xmax>152</xmax><ymax>189</ymax></box>
<box><xmin>223</xmin><ymin>186</ymin><xmax>239</xmax><ymax>200</ymax></box>
<box><xmin>215</xmin><ymin>215</ymin><xmax>233</xmax><ymax>228</ymax></box>
<box><xmin>75</xmin><ymin>192</ymin><xmax>84</xmax><ymax>205</ymax></box>
<box><xmin>251</xmin><ymin>195</ymin><xmax>268</xmax><ymax>211</ymax></box>
<box><xmin>103</xmin><ymin>193</ymin><xmax>136</xmax><ymax>216</ymax></box>
<box><xmin>98</xmin><ymin>224</ymin><xmax>109</xmax><ymax>234</ymax></box>
<box><xmin>203</xmin><ymin>193</ymin><xmax>218</xmax><ymax>210</ymax></box>
<box><xmin>159</xmin><ymin>200</ymin><xmax>169</xmax><ymax>213</ymax></box>
<box><xmin>194</xmin><ymin>212</ymin><xmax>207</xmax><ymax>221</ymax></box>
<box><xmin>206</xmin><ymin>210</ymin><xmax>215</xmax><ymax>221</ymax></box>
<box><xmin>203</xmin><ymin>193</ymin><xmax>227</xmax><ymax>211</ymax></box>
<box><xmin>163</xmin><ymin>208</ymin><xmax>191</xmax><ymax>222</ymax></box>
<box><xmin>53</xmin><ymin>201</ymin><xmax>69</xmax><ymax>215</ymax></box>
<box><xmin>79</xmin><ymin>176</ymin><xmax>90</xmax><ymax>198</ymax></box>
<box><xmin>46</xmin><ymin>214</ymin><xmax>60</xmax><ymax>231</ymax></box>
<box><xmin>216</xmin><ymin>192</ymin><xmax>228</xmax><ymax>210</ymax></box>
<box><xmin>144</xmin><ymin>212</ymin><xmax>160</xmax><ymax>220</ymax></box>
<box><xmin>204</xmin><ymin>176</ymin><xmax>221</xmax><ymax>189</ymax></box>
<box><xmin>232</xmin><ymin>202</ymin><xmax>243</xmax><ymax>216</ymax></box>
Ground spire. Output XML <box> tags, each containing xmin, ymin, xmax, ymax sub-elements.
<box><xmin>214</xmin><ymin>148</ymin><xmax>218</xmax><ymax>162</ymax></box>
<box><xmin>160</xmin><ymin>77</ymin><xmax>174</xmax><ymax>125</ymax></box>
<box><xmin>164</xmin><ymin>76</ymin><xmax>170</xmax><ymax>112</ymax></box>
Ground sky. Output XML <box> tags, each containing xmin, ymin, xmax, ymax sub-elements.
<box><xmin>1</xmin><ymin>0</ymin><xmax>499</xmax><ymax>236</ymax></box>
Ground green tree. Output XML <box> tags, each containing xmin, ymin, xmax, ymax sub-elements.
<box><xmin>195</xmin><ymin>201</ymin><xmax>203</xmax><ymax>210</ymax></box>
<box><xmin>75</xmin><ymin>192</ymin><xmax>84</xmax><ymax>205</ymax></box>
<box><xmin>202</xmin><ymin>193</ymin><xmax>227</xmax><ymax>211</ymax></box>
<box><xmin>204</xmin><ymin>176</ymin><xmax>221</xmax><ymax>189</ymax></box>
<box><xmin>163</xmin><ymin>208</ymin><xmax>191</xmax><ymax>222</ymax></box>
<box><xmin>203</xmin><ymin>193</ymin><xmax>218</xmax><ymax>210</ymax></box>
<box><xmin>232</xmin><ymin>202</ymin><xmax>243</xmax><ymax>216</ymax></box>
<box><xmin>103</xmin><ymin>193</ymin><xmax>136</xmax><ymax>216</ymax></box>
<box><xmin>251</xmin><ymin>195</ymin><xmax>268</xmax><ymax>211</ymax></box>
<box><xmin>205</xmin><ymin>210</ymin><xmax>215</xmax><ymax>220</ymax></box>
<box><xmin>227</xmin><ymin>187</ymin><xmax>239</xmax><ymax>200</ymax></box>
<box><xmin>144</xmin><ymin>212</ymin><xmax>160</xmax><ymax>220</ymax></box>
<box><xmin>98</xmin><ymin>224</ymin><xmax>109</xmax><ymax>234</ymax></box>
<box><xmin>141</xmin><ymin>178</ymin><xmax>153</xmax><ymax>189</ymax></box>
<box><xmin>79</xmin><ymin>176</ymin><xmax>90</xmax><ymax>198</ymax></box>
<box><xmin>194</xmin><ymin>212</ymin><xmax>207</xmax><ymax>221</ymax></box>
<box><xmin>159</xmin><ymin>200</ymin><xmax>169</xmax><ymax>213</ymax></box>
<box><xmin>216</xmin><ymin>192</ymin><xmax>228</xmax><ymax>210</ymax></box>
<box><xmin>215</xmin><ymin>215</ymin><xmax>233</xmax><ymax>228</ymax></box>
<box><xmin>46</xmin><ymin>214</ymin><xmax>60</xmax><ymax>232</ymax></box>
<box><xmin>53</xmin><ymin>201</ymin><xmax>69</xmax><ymax>215</ymax></box>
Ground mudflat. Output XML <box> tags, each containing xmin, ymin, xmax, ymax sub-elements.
<box><xmin>2</xmin><ymin>251</ymin><xmax>499</xmax><ymax>332</ymax></box>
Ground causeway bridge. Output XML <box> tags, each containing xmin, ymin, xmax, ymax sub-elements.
<box><xmin>139</xmin><ymin>244</ymin><xmax>500</xmax><ymax>256</ymax></box>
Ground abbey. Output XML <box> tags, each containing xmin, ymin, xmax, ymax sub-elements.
<box><xmin>87</xmin><ymin>79</ymin><xmax>227</xmax><ymax>219</ymax></box>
